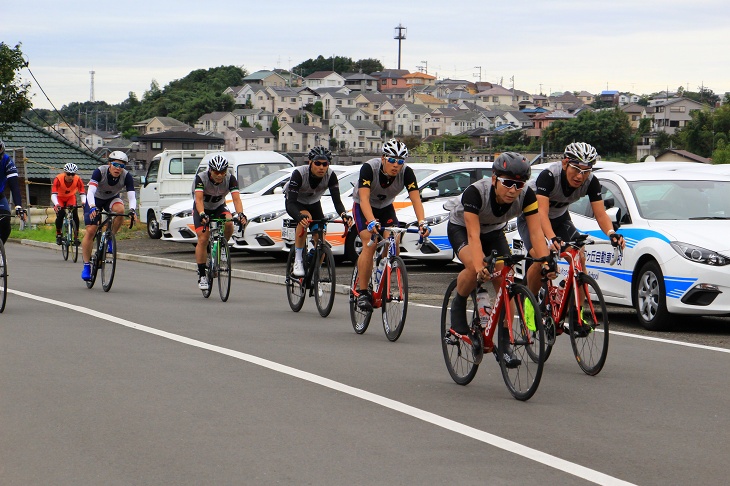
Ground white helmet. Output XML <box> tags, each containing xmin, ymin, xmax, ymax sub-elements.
<box><xmin>108</xmin><ymin>151</ymin><xmax>129</xmax><ymax>164</ymax></box>
<box><xmin>564</xmin><ymin>142</ymin><xmax>599</xmax><ymax>166</ymax></box>
<box><xmin>63</xmin><ymin>163</ymin><xmax>79</xmax><ymax>174</ymax></box>
<box><xmin>208</xmin><ymin>154</ymin><xmax>229</xmax><ymax>171</ymax></box>
<box><xmin>382</xmin><ymin>138</ymin><xmax>408</xmax><ymax>158</ymax></box>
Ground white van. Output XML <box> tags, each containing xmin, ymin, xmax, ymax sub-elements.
<box><xmin>140</xmin><ymin>149</ymin><xmax>222</xmax><ymax>238</ymax></box>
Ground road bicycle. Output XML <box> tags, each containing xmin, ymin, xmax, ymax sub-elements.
<box><xmin>86</xmin><ymin>210</ymin><xmax>134</xmax><ymax>292</ymax></box>
<box><xmin>441</xmin><ymin>251</ymin><xmax>547</xmax><ymax>401</ymax></box>
<box><xmin>539</xmin><ymin>234</ymin><xmax>621</xmax><ymax>375</ymax></box>
<box><xmin>200</xmin><ymin>217</ymin><xmax>240</xmax><ymax>302</ymax></box>
<box><xmin>285</xmin><ymin>218</ymin><xmax>347</xmax><ymax>318</ymax></box>
<box><xmin>59</xmin><ymin>204</ymin><xmax>83</xmax><ymax>263</ymax></box>
<box><xmin>349</xmin><ymin>226</ymin><xmax>423</xmax><ymax>342</ymax></box>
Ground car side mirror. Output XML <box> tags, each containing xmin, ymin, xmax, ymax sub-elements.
<box><xmin>273</xmin><ymin>186</ymin><xmax>283</xmax><ymax>194</ymax></box>
<box><xmin>420</xmin><ymin>187</ymin><xmax>439</xmax><ymax>200</ymax></box>
<box><xmin>606</xmin><ymin>206</ymin><xmax>622</xmax><ymax>230</ymax></box>
<box><xmin>140</xmin><ymin>175</ymin><xmax>147</xmax><ymax>186</ymax></box>
<box><xmin>603</xmin><ymin>197</ymin><xmax>614</xmax><ymax>210</ymax></box>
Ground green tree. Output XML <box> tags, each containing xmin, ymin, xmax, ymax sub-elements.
<box><xmin>0</xmin><ymin>42</ymin><xmax>33</xmax><ymax>134</ymax></box>
<box><xmin>712</xmin><ymin>139</ymin><xmax>730</xmax><ymax>164</ymax></box>
<box><xmin>353</xmin><ymin>58</ymin><xmax>384</xmax><ymax>74</ymax></box>
<box><xmin>675</xmin><ymin>109</ymin><xmax>714</xmax><ymax>157</ymax></box>
<box><xmin>684</xmin><ymin>86</ymin><xmax>720</xmax><ymax>106</ymax></box>
<box><xmin>312</xmin><ymin>101</ymin><xmax>323</xmax><ymax>117</ymax></box>
<box><xmin>542</xmin><ymin>109</ymin><xmax>633</xmax><ymax>157</ymax></box>
<box><xmin>270</xmin><ymin>118</ymin><xmax>280</xmax><ymax>139</ymax></box>
<box><xmin>654</xmin><ymin>131</ymin><xmax>672</xmax><ymax>152</ymax></box>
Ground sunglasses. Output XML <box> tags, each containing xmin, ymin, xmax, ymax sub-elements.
<box><xmin>312</xmin><ymin>160</ymin><xmax>329</xmax><ymax>167</ymax></box>
<box><xmin>110</xmin><ymin>161</ymin><xmax>125</xmax><ymax>169</ymax></box>
<box><xmin>568</xmin><ymin>163</ymin><xmax>593</xmax><ymax>175</ymax></box>
<box><xmin>497</xmin><ymin>177</ymin><xmax>525</xmax><ymax>190</ymax></box>
<box><xmin>65</xmin><ymin>172</ymin><xmax>75</xmax><ymax>177</ymax></box>
<box><xmin>385</xmin><ymin>157</ymin><xmax>405</xmax><ymax>165</ymax></box>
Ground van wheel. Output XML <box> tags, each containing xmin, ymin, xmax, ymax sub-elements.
<box><xmin>147</xmin><ymin>212</ymin><xmax>162</xmax><ymax>239</ymax></box>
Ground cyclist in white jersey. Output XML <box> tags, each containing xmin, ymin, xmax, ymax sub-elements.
<box><xmin>81</xmin><ymin>151</ymin><xmax>136</xmax><ymax>281</ymax></box>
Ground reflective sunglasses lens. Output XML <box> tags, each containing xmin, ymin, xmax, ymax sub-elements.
<box><xmin>387</xmin><ymin>157</ymin><xmax>404</xmax><ymax>165</ymax></box>
<box><xmin>111</xmin><ymin>162</ymin><xmax>125</xmax><ymax>168</ymax></box>
<box><xmin>313</xmin><ymin>160</ymin><xmax>329</xmax><ymax>167</ymax></box>
<box><xmin>499</xmin><ymin>178</ymin><xmax>524</xmax><ymax>189</ymax></box>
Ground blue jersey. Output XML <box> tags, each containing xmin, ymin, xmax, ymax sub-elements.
<box><xmin>0</xmin><ymin>153</ymin><xmax>22</xmax><ymax>207</ymax></box>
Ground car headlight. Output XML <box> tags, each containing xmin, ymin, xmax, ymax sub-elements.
<box><xmin>421</xmin><ymin>213</ymin><xmax>449</xmax><ymax>226</ymax></box>
<box><xmin>174</xmin><ymin>210</ymin><xmax>193</xmax><ymax>219</ymax></box>
<box><xmin>670</xmin><ymin>241</ymin><xmax>729</xmax><ymax>266</ymax></box>
<box><xmin>251</xmin><ymin>210</ymin><xmax>287</xmax><ymax>223</ymax></box>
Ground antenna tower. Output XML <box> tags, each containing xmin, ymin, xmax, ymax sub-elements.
<box><xmin>89</xmin><ymin>70</ymin><xmax>96</xmax><ymax>102</ymax></box>
<box><xmin>393</xmin><ymin>24</ymin><xmax>407</xmax><ymax>69</ymax></box>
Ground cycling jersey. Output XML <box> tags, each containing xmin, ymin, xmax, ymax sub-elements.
<box><xmin>52</xmin><ymin>173</ymin><xmax>86</xmax><ymax>207</ymax></box>
<box><xmin>284</xmin><ymin>166</ymin><xmax>346</xmax><ymax>222</ymax></box>
<box><xmin>194</xmin><ymin>171</ymin><xmax>239</xmax><ymax>211</ymax></box>
<box><xmin>352</xmin><ymin>158</ymin><xmax>418</xmax><ymax>209</ymax></box>
<box><xmin>447</xmin><ymin>178</ymin><xmax>538</xmax><ymax>233</ymax></box>
<box><xmin>529</xmin><ymin>162</ymin><xmax>602</xmax><ymax>219</ymax></box>
<box><xmin>0</xmin><ymin>153</ymin><xmax>22</xmax><ymax>210</ymax></box>
<box><xmin>88</xmin><ymin>165</ymin><xmax>136</xmax><ymax>207</ymax></box>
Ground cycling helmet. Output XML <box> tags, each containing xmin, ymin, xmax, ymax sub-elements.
<box><xmin>382</xmin><ymin>138</ymin><xmax>408</xmax><ymax>158</ymax></box>
<box><xmin>0</xmin><ymin>140</ymin><xmax>5</xmax><ymax>154</ymax></box>
<box><xmin>492</xmin><ymin>152</ymin><xmax>531</xmax><ymax>181</ymax></box>
<box><xmin>308</xmin><ymin>146</ymin><xmax>332</xmax><ymax>161</ymax></box>
<box><xmin>63</xmin><ymin>163</ymin><xmax>78</xmax><ymax>174</ymax></box>
<box><xmin>564</xmin><ymin>142</ymin><xmax>598</xmax><ymax>166</ymax></box>
<box><xmin>208</xmin><ymin>154</ymin><xmax>229</xmax><ymax>171</ymax></box>
<box><xmin>108</xmin><ymin>151</ymin><xmax>129</xmax><ymax>164</ymax></box>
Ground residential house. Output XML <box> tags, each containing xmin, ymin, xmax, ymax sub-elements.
<box><xmin>619</xmin><ymin>93</ymin><xmax>640</xmax><ymax>105</ymax></box>
<box><xmin>526</xmin><ymin>110</ymin><xmax>575</xmax><ymax>138</ymax></box>
<box><xmin>620</xmin><ymin>103</ymin><xmax>649</xmax><ymax>130</ymax></box>
<box><xmin>225</xmin><ymin>128</ymin><xmax>276</xmax><ymax>152</ymax></box>
<box><xmin>3</xmin><ymin>118</ymin><xmax>105</xmax><ymax>206</ymax></box>
<box><xmin>393</xmin><ymin>103</ymin><xmax>431</xmax><ymax>137</ymax></box>
<box><xmin>577</xmin><ymin>91</ymin><xmax>595</xmax><ymax>105</ymax></box>
<box><xmin>599</xmin><ymin>90</ymin><xmax>620</xmax><ymax>105</ymax></box>
<box><xmin>648</xmin><ymin>97</ymin><xmax>707</xmax><ymax>135</ymax></box>
<box><xmin>296</xmin><ymin>87</ymin><xmax>320</xmax><ymax>109</ymax></box>
<box><xmin>551</xmin><ymin>91</ymin><xmax>583</xmax><ymax>111</ymax></box>
<box><xmin>513</xmin><ymin>89</ymin><xmax>534</xmax><ymax>109</ymax></box>
<box><xmin>354</xmin><ymin>92</ymin><xmax>390</xmax><ymax>124</ymax></box>
<box><xmin>423</xmin><ymin>107</ymin><xmax>463</xmax><ymax>137</ymax></box>
<box><xmin>380</xmin><ymin>87</ymin><xmax>411</xmax><ymax>100</ymax></box>
<box><xmin>277</xmin><ymin>122</ymin><xmax>328</xmax><ymax>153</ymax></box>
<box><xmin>266</xmin><ymin>86</ymin><xmax>304</xmax><ymax>114</ymax></box>
<box><xmin>318</xmin><ymin>90</ymin><xmax>357</xmax><ymax>121</ymax></box>
<box><xmin>133</xmin><ymin>131</ymin><xmax>225</xmax><ymax>169</ymax></box>
<box><xmin>372</xmin><ymin>69</ymin><xmax>410</xmax><ymax>92</ymax></box>
<box><xmin>131</xmin><ymin>116</ymin><xmax>190</xmax><ymax>135</ymax></box>
<box><xmin>403</xmin><ymin>72</ymin><xmax>437</xmax><ymax>88</ymax></box>
<box><xmin>475</xmin><ymin>85</ymin><xmax>515</xmax><ymax>108</ymax></box>
<box><xmin>532</xmin><ymin>94</ymin><xmax>550</xmax><ymax>108</ymax></box>
<box><xmin>303</xmin><ymin>71</ymin><xmax>346</xmax><ymax>90</ymax></box>
<box><xmin>231</xmin><ymin>108</ymin><xmax>275</xmax><ymax>132</ymax></box>
<box><xmin>413</xmin><ymin>93</ymin><xmax>448</xmax><ymax>110</ymax></box>
<box><xmin>331</xmin><ymin>120</ymin><xmax>383</xmax><ymax>154</ymax></box>
<box><xmin>444</xmin><ymin>89</ymin><xmax>476</xmax><ymax>104</ymax></box>
<box><xmin>378</xmin><ymin>99</ymin><xmax>407</xmax><ymax>134</ymax></box>
<box><xmin>276</xmin><ymin>108</ymin><xmax>323</xmax><ymax>129</ymax></box>
<box><xmin>448</xmin><ymin>110</ymin><xmax>492</xmax><ymax>136</ymax></box>
<box><xmin>195</xmin><ymin>112</ymin><xmax>238</xmax><ymax>133</ymax></box>
<box><xmin>330</xmin><ymin>107</ymin><xmax>371</xmax><ymax>124</ymax></box>
<box><xmin>434</xmin><ymin>79</ymin><xmax>478</xmax><ymax>96</ymax></box>
<box><xmin>655</xmin><ymin>149</ymin><xmax>711</xmax><ymax>163</ymax></box>
<box><xmin>342</xmin><ymin>71</ymin><xmax>378</xmax><ymax>92</ymax></box>
<box><xmin>242</xmin><ymin>70</ymin><xmax>288</xmax><ymax>88</ymax></box>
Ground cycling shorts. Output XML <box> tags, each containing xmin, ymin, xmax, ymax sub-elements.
<box><xmin>447</xmin><ymin>222</ymin><xmax>510</xmax><ymax>258</ymax></box>
<box><xmin>84</xmin><ymin>197</ymin><xmax>123</xmax><ymax>226</ymax></box>
<box><xmin>193</xmin><ymin>203</ymin><xmax>231</xmax><ymax>231</ymax></box>
<box><xmin>353</xmin><ymin>203</ymin><xmax>397</xmax><ymax>234</ymax></box>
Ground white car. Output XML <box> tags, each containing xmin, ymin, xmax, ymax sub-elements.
<box><xmin>515</xmin><ymin>168</ymin><xmax>730</xmax><ymax>331</ymax></box>
<box><xmin>160</xmin><ymin>167</ymin><xmax>296</xmax><ymax>244</ymax></box>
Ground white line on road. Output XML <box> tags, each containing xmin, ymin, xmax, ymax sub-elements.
<box><xmin>11</xmin><ymin>288</ymin><xmax>635</xmax><ymax>486</ymax></box>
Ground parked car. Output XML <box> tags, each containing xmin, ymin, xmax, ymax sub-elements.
<box><xmin>513</xmin><ymin>168</ymin><xmax>730</xmax><ymax>331</ymax></box>
<box><xmin>158</xmin><ymin>153</ymin><xmax>294</xmax><ymax>244</ymax></box>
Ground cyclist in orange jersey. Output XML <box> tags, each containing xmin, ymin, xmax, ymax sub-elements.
<box><xmin>51</xmin><ymin>163</ymin><xmax>86</xmax><ymax>245</ymax></box>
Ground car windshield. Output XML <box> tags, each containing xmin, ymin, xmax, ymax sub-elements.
<box><xmin>630</xmin><ymin>180</ymin><xmax>730</xmax><ymax>220</ymax></box>
<box><xmin>240</xmin><ymin>169</ymin><xmax>290</xmax><ymax>194</ymax></box>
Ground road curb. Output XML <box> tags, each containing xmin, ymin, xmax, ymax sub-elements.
<box><xmin>17</xmin><ymin>239</ymin><xmax>352</xmax><ymax>295</ymax></box>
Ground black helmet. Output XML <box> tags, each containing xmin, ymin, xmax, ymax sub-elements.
<box><xmin>492</xmin><ymin>152</ymin><xmax>531</xmax><ymax>181</ymax></box>
<box><xmin>308</xmin><ymin>146</ymin><xmax>332</xmax><ymax>161</ymax></box>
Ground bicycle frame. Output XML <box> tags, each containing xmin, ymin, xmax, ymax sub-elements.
<box><xmin>294</xmin><ymin>218</ymin><xmax>347</xmax><ymax>293</ymax></box>
<box><xmin>365</xmin><ymin>226</ymin><xmax>417</xmax><ymax>309</ymax></box>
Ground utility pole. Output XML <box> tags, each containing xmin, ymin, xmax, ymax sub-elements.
<box><xmin>474</xmin><ymin>66</ymin><xmax>482</xmax><ymax>83</ymax></box>
<box><xmin>394</xmin><ymin>24</ymin><xmax>407</xmax><ymax>69</ymax></box>
<box><xmin>421</xmin><ymin>60</ymin><xmax>428</xmax><ymax>75</ymax></box>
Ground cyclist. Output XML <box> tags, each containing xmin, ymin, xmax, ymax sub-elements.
<box><xmin>447</xmin><ymin>152</ymin><xmax>554</xmax><ymax>368</ymax></box>
<box><xmin>284</xmin><ymin>146</ymin><xmax>352</xmax><ymax>277</ymax></box>
<box><xmin>0</xmin><ymin>139</ymin><xmax>28</xmax><ymax>242</ymax></box>
<box><xmin>193</xmin><ymin>153</ymin><xmax>246</xmax><ymax>291</ymax></box>
<box><xmin>81</xmin><ymin>151</ymin><xmax>137</xmax><ymax>281</ymax></box>
<box><xmin>352</xmin><ymin>138</ymin><xmax>430</xmax><ymax>311</ymax></box>
<box><xmin>52</xmin><ymin>162</ymin><xmax>86</xmax><ymax>246</ymax></box>
<box><xmin>516</xmin><ymin>142</ymin><xmax>625</xmax><ymax>335</ymax></box>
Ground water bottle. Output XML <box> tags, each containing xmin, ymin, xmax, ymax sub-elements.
<box><xmin>374</xmin><ymin>255</ymin><xmax>386</xmax><ymax>288</ymax></box>
<box><xmin>476</xmin><ymin>287</ymin><xmax>492</xmax><ymax>329</ymax></box>
<box><xmin>212</xmin><ymin>240</ymin><xmax>219</xmax><ymax>258</ymax></box>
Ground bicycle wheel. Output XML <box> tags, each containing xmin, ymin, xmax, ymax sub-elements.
<box><xmin>349</xmin><ymin>266</ymin><xmax>372</xmax><ymax>334</ymax></box>
<box><xmin>382</xmin><ymin>256</ymin><xmax>408</xmax><ymax>342</ymax></box>
<box><xmin>70</xmin><ymin>219</ymin><xmax>79</xmax><ymax>263</ymax></box>
<box><xmin>218</xmin><ymin>240</ymin><xmax>231</xmax><ymax>302</ymax></box>
<box><xmin>86</xmin><ymin>232</ymin><xmax>101</xmax><ymax>289</ymax></box>
<box><xmin>440</xmin><ymin>278</ymin><xmax>479</xmax><ymax>385</ymax></box>
<box><xmin>61</xmin><ymin>218</ymin><xmax>70</xmax><ymax>261</ymax></box>
<box><xmin>101</xmin><ymin>234</ymin><xmax>116</xmax><ymax>292</ymax></box>
<box><xmin>314</xmin><ymin>245</ymin><xmax>336</xmax><ymax>317</ymax></box>
<box><xmin>202</xmin><ymin>245</ymin><xmax>213</xmax><ymax>299</ymax></box>
<box><xmin>498</xmin><ymin>283</ymin><xmax>544</xmax><ymax>401</ymax></box>
<box><xmin>527</xmin><ymin>283</ymin><xmax>551</xmax><ymax>363</ymax></box>
<box><xmin>567</xmin><ymin>273</ymin><xmax>609</xmax><ymax>376</ymax></box>
<box><xmin>0</xmin><ymin>240</ymin><xmax>7</xmax><ymax>313</ymax></box>
<box><xmin>285</xmin><ymin>247</ymin><xmax>306</xmax><ymax>312</ymax></box>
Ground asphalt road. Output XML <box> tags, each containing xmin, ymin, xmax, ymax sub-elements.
<box><xmin>2</xmin><ymin>241</ymin><xmax>730</xmax><ymax>485</ymax></box>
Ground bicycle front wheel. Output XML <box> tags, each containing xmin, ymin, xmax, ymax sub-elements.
<box><xmin>61</xmin><ymin>219</ymin><xmax>70</xmax><ymax>261</ymax></box>
<box><xmin>101</xmin><ymin>234</ymin><xmax>116</xmax><ymax>292</ymax></box>
<box><xmin>0</xmin><ymin>240</ymin><xmax>7</xmax><ymax>313</ymax></box>
<box><xmin>314</xmin><ymin>245</ymin><xmax>336</xmax><ymax>317</ymax></box>
<box><xmin>382</xmin><ymin>256</ymin><xmax>408</xmax><ymax>342</ymax></box>
<box><xmin>285</xmin><ymin>247</ymin><xmax>305</xmax><ymax>312</ymax></box>
<box><xmin>349</xmin><ymin>266</ymin><xmax>372</xmax><ymax>334</ymax></box>
<box><xmin>70</xmin><ymin>220</ymin><xmax>79</xmax><ymax>263</ymax></box>
<box><xmin>568</xmin><ymin>273</ymin><xmax>609</xmax><ymax>376</ymax></box>
<box><xmin>498</xmin><ymin>283</ymin><xmax>544</xmax><ymax>401</ymax></box>
<box><xmin>218</xmin><ymin>240</ymin><xmax>231</xmax><ymax>302</ymax></box>
<box><xmin>440</xmin><ymin>279</ymin><xmax>479</xmax><ymax>385</ymax></box>
<box><xmin>86</xmin><ymin>232</ymin><xmax>101</xmax><ymax>289</ymax></box>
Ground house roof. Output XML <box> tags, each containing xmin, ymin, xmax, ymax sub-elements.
<box><xmin>133</xmin><ymin>116</ymin><xmax>188</xmax><ymax>127</ymax></box>
<box><xmin>305</xmin><ymin>71</ymin><xmax>338</xmax><ymax>79</ymax></box>
<box><xmin>280</xmin><ymin>123</ymin><xmax>327</xmax><ymax>134</ymax></box>
<box><xmin>136</xmin><ymin>131</ymin><xmax>225</xmax><ymax>142</ymax></box>
<box><xmin>657</xmin><ymin>149</ymin><xmax>712</xmax><ymax>164</ymax></box>
<box><xmin>414</xmin><ymin>93</ymin><xmax>446</xmax><ymax>105</ymax></box>
<box><xmin>244</xmin><ymin>70</ymin><xmax>278</xmax><ymax>81</ymax></box>
<box><xmin>2</xmin><ymin>118</ymin><xmax>105</xmax><ymax>178</ymax></box>
<box><xmin>478</xmin><ymin>86</ymin><xmax>513</xmax><ymax>97</ymax></box>
<box><xmin>236</xmin><ymin>128</ymin><xmax>273</xmax><ymax>138</ymax></box>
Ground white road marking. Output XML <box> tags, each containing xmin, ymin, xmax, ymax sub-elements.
<box><xmin>11</xmin><ymin>288</ymin><xmax>634</xmax><ymax>486</ymax></box>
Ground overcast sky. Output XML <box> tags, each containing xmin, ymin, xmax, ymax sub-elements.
<box><xmin>6</xmin><ymin>0</ymin><xmax>729</xmax><ymax>111</ymax></box>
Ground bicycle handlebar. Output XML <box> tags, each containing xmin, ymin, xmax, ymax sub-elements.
<box><xmin>367</xmin><ymin>226</ymin><xmax>425</xmax><ymax>247</ymax></box>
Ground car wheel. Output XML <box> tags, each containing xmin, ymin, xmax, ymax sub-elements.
<box><xmin>344</xmin><ymin>228</ymin><xmax>362</xmax><ymax>263</ymax></box>
<box><xmin>147</xmin><ymin>211</ymin><xmax>162</xmax><ymax>239</ymax></box>
<box><xmin>633</xmin><ymin>260</ymin><xmax>671</xmax><ymax>331</ymax></box>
